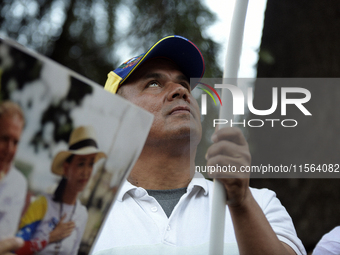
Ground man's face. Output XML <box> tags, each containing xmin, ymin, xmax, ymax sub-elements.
<box><xmin>119</xmin><ymin>58</ymin><xmax>202</xmax><ymax>146</ymax></box>
<box><xmin>0</xmin><ymin>115</ymin><xmax>24</xmax><ymax>174</ymax></box>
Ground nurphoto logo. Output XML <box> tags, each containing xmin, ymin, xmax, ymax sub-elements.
<box><xmin>198</xmin><ymin>82</ymin><xmax>312</xmax><ymax>128</ymax></box>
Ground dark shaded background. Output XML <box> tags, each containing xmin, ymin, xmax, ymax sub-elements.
<box><xmin>250</xmin><ymin>0</ymin><xmax>340</xmax><ymax>253</ymax></box>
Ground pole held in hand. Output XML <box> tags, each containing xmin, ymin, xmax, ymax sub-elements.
<box><xmin>209</xmin><ymin>1</ymin><xmax>249</xmax><ymax>254</ymax></box>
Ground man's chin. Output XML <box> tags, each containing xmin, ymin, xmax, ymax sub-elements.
<box><xmin>0</xmin><ymin>163</ymin><xmax>10</xmax><ymax>176</ymax></box>
<box><xmin>170</xmin><ymin>126</ymin><xmax>201</xmax><ymax>143</ymax></box>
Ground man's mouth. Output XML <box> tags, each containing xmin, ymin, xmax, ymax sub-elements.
<box><xmin>169</xmin><ymin>106</ymin><xmax>191</xmax><ymax>115</ymax></box>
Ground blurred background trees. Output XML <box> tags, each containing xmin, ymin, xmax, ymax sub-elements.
<box><xmin>0</xmin><ymin>0</ymin><xmax>221</xmax><ymax>86</ymax></box>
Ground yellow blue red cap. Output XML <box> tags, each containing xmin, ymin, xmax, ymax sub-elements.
<box><xmin>104</xmin><ymin>35</ymin><xmax>205</xmax><ymax>94</ymax></box>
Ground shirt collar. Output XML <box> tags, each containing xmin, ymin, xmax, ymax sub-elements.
<box><xmin>116</xmin><ymin>180</ymin><xmax>138</xmax><ymax>202</ymax></box>
<box><xmin>116</xmin><ymin>171</ymin><xmax>209</xmax><ymax>202</ymax></box>
<box><xmin>187</xmin><ymin>172</ymin><xmax>209</xmax><ymax>195</ymax></box>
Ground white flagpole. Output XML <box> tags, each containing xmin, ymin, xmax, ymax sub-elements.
<box><xmin>209</xmin><ymin>0</ymin><xmax>249</xmax><ymax>254</ymax></box>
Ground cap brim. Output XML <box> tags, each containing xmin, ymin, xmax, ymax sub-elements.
<box><xmin>121</xmin><ymin>35</ymin><xmax>205</xmax><ymax>90</ymax></box>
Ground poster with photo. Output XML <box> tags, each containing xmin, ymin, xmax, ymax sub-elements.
<box><xmin>0</xmin><ymin>37</ymin><xmax>153</xmax><ymax>254</ymax></box>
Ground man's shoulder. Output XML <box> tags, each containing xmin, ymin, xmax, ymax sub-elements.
<box><xmin>249</xmin><ymin>186</ymin><xmax>275</xmax><ymax>198</ymax></box>
<box><xmin>8</xmin><ymin>166</ymin><xmax>27</xmax><ymax>185</ymax></box>
<box><xmin>203</xmin><ymin>178</ymin><xmax>279</xmax><ymax>211</ymax></box>
<box><xmin>198</xmin><ymin>175</ymin><xmax>276</xmax><ymax>202</ymax></box>
<box><xmin>313</xmin><ymin>226</ymin><xmax>340</xmax><ymax>255</ymax></box>
<box><xmin>2</xmin><ymin>166</ymin><xmax>27</xmax><ymax>191</ymax></box>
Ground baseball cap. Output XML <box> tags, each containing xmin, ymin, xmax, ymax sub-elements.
<box><xmin>104</xmin><ymin>35</ymin><xmax>205</xmax><ymax>94</ymax></box>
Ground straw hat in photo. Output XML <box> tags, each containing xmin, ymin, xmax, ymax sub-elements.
<box><xmin>51</xmin><ymin>126</ymin><xmax>107</xmax><ymax>175</ymax></box>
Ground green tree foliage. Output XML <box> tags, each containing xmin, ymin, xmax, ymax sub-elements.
<box><xmin>0</xmin><ymin>0</ymin><xmax>118</xmax><ymax>86</ymax></box>
<box><xmin>126</xmin><ymin>0</ymin><xmax>221</xmax><ymax>77</ymax></box>
<box><xmin>0</xmin><ymin>0</ymin><xmax>221</xmax><ymax>152</ymax></box>
<box><xmin>0</xmin><ymin>0</ymin><xmax>221</xmax><ymax>85</ymax></box>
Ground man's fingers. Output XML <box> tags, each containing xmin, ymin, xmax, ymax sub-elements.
<box><xmin>207</xmin><ymin>154</ymin><xmax>246</xmax><ymax>170</ymax></box>
<box><xmin>206</xmin><ymin>141</ymin><xmax>249</xmax><ymax>160</ymax></box>
<box><xmin>211</xmin><ymin>127</ymin><xmax>247</xmax><ymax>146</ymax></box>
<box><xmin>206</xmin><ymin>126</ymin><xmax>252</xmax><ymax>207</ymax></box>
<box><xmin>206</xmin><ymin>127</ymin><xmax>251</xmax><ymax>173</ymax></box>
<box><xmin>0</xmin><ymin>237</ymin><xmax>24</xmax><ymax>254</ymax></box>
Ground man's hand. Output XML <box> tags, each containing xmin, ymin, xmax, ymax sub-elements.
<box><xmin>206</xmin><ymin>127</ymin><xmax>251</xmax><ymax>207</ymax></box>
<box><xmin>0</xmin><ymin>237</ymin><xmax>24</xmax><ymax>255</ymax></box>
<box><xmin>49</xmin><ymin>214</ymin><xmax>75</xmax><ymax>243</ymax></box>
<box><xmin>206</xmin><ymin>127</ymin><xmax>297</xmax><ymax>255</ymax></box>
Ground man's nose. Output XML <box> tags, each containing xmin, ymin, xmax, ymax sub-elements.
<box><xmin>167</xmin><ymin>83</ymin><xmax>191</xmax><ymax>103</ymax></box>
<box><xmin>6</xmin><ymin>140</ymin><xmax>16</xmax><ymax>155</ymax></box>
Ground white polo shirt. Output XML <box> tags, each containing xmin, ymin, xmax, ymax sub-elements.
<box><xmin>92</xmin><ymin>173</ymin><xmax>306</xmax><ymax>255</ymax></box>
<box><xmin>313</xmin><ymin>226</ymin><xmax>340</xmax><ymax>255</ymax></box>
<box><xmin>0</xmin><ymin>166</ymin><xmax>27</xmax><ymax>240</ymax></box>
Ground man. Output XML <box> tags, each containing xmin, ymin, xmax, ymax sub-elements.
<box><xmin>92</xmin><ymin>35</ymin><xmax>306</xmax><ymax>255</ymax></box>
<box><xmin>0</xmin><ymin>101</ymin><xmax>27</xmax><ymax>240</ymax></box>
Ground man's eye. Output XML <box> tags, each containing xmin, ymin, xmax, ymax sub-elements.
<box><xmin>148</xmin><ymin>82</ymin><xmax>160</xmax><ymax>87</ymax></box>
